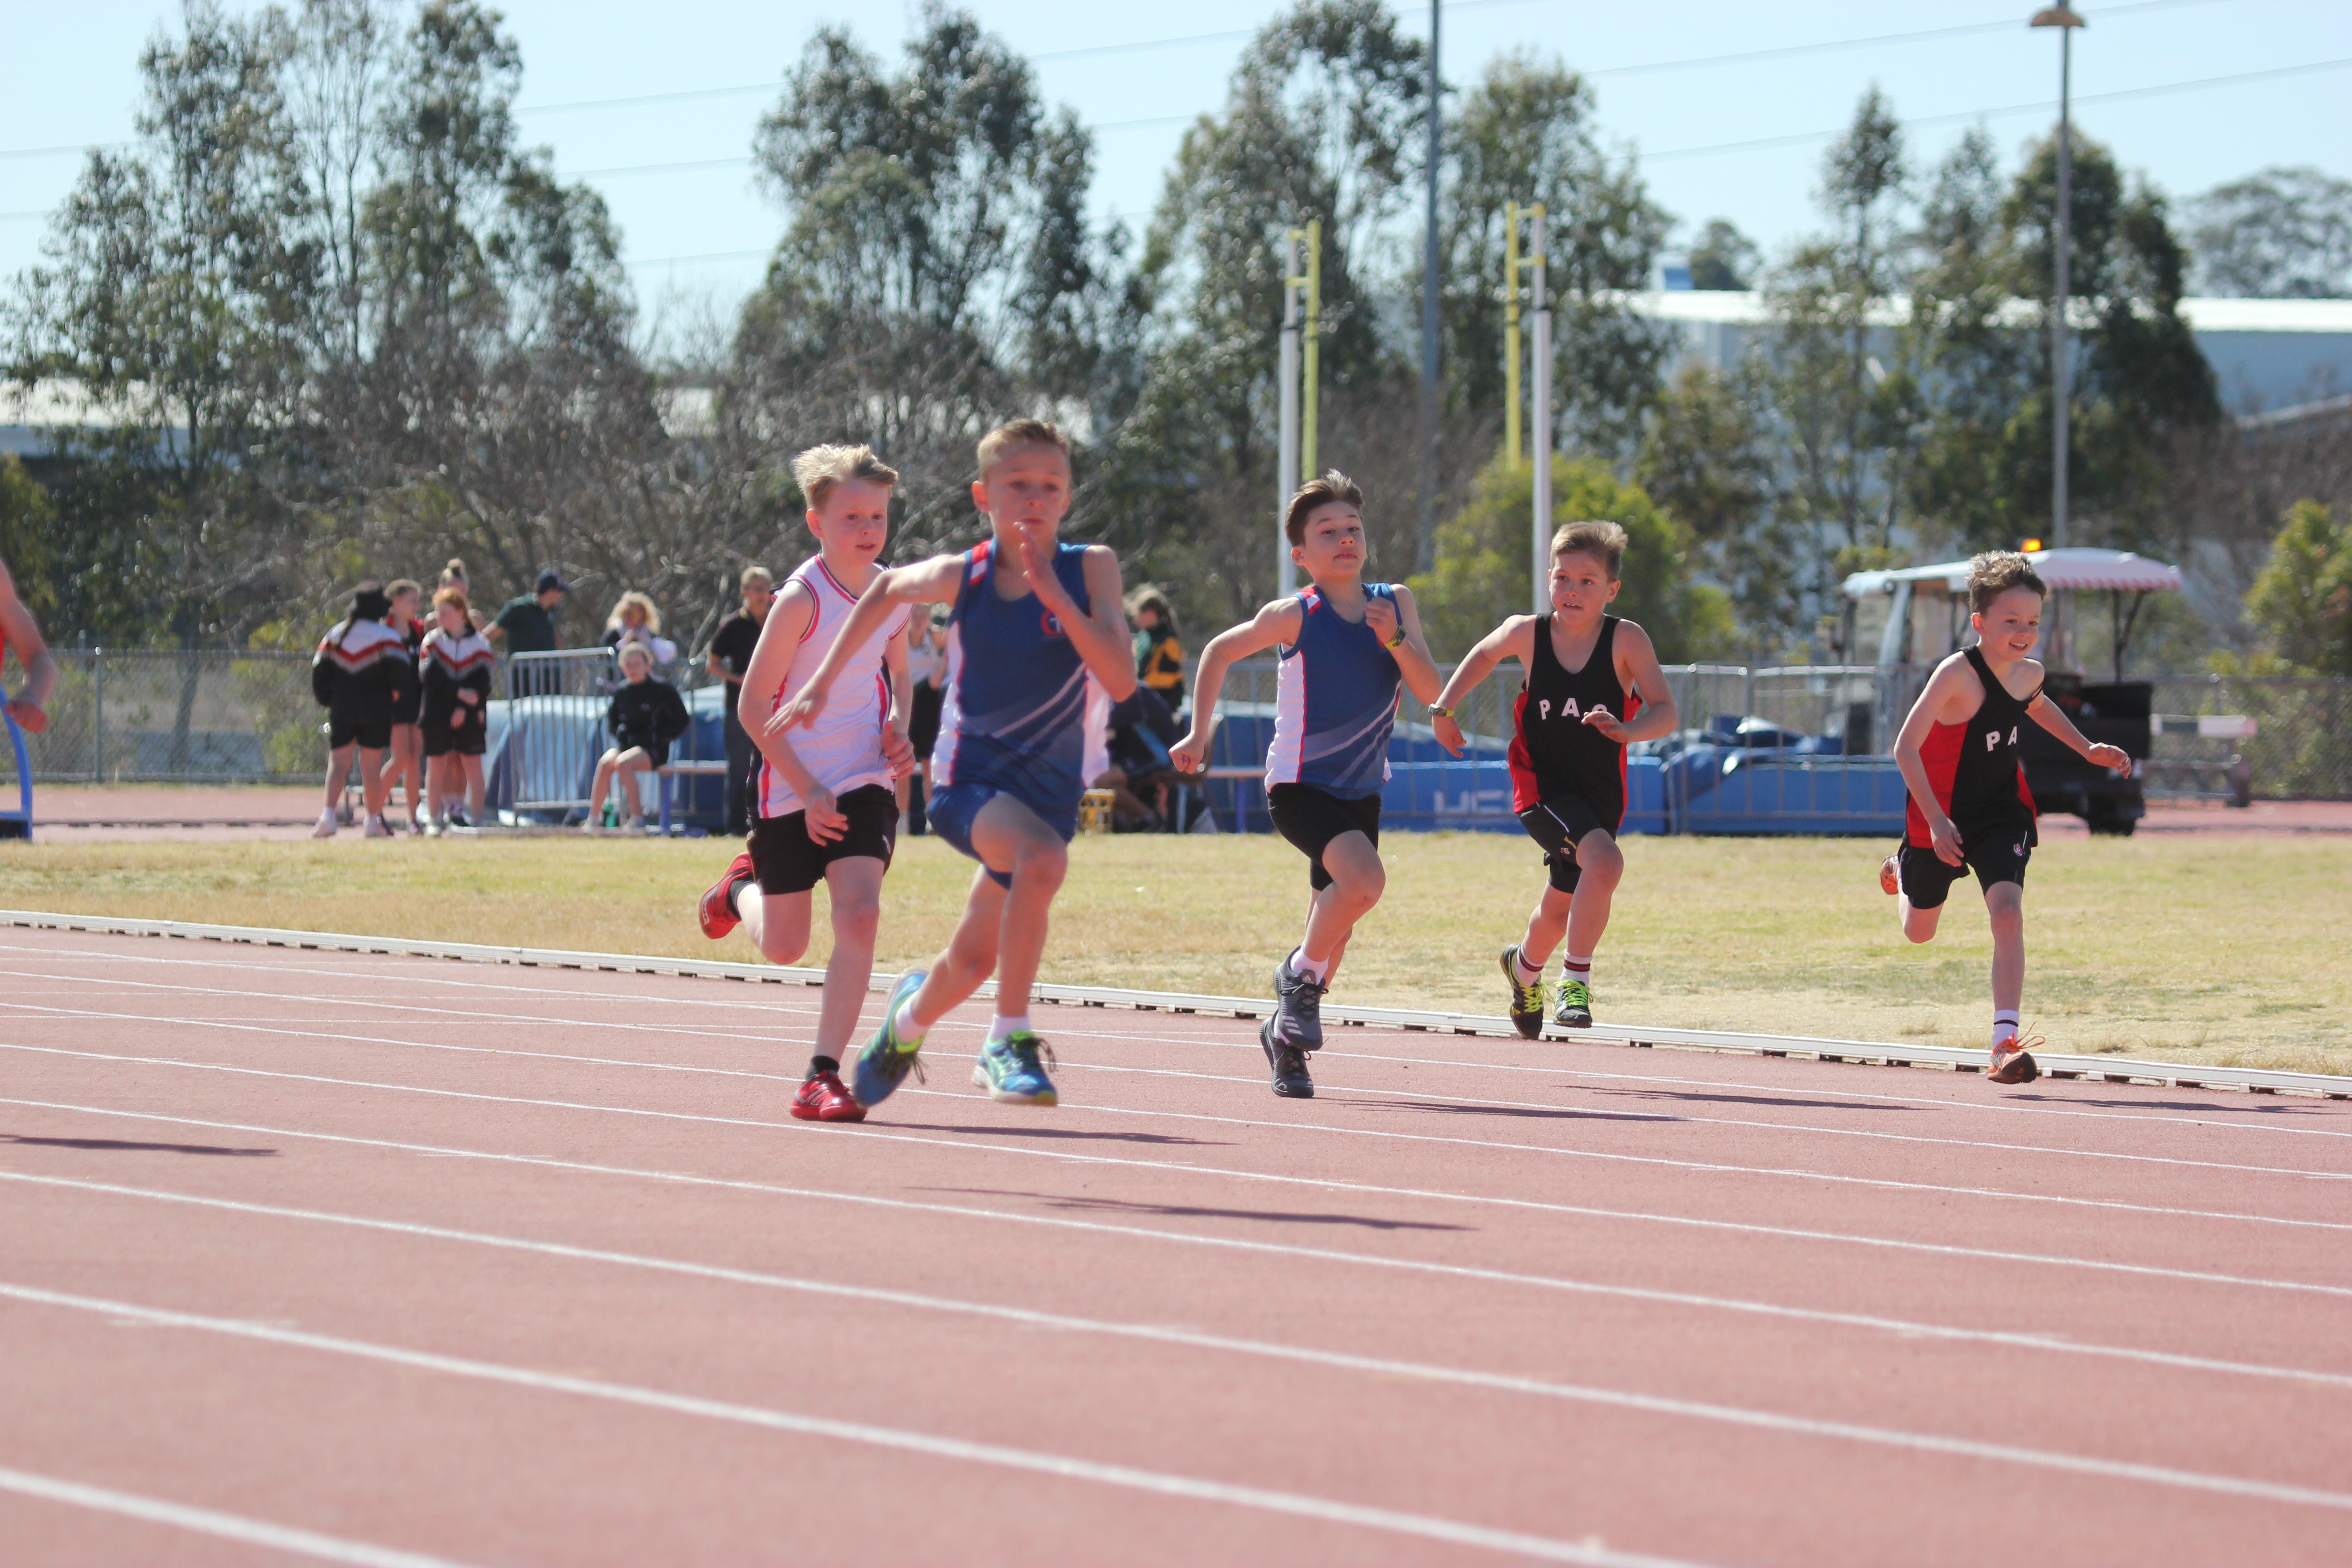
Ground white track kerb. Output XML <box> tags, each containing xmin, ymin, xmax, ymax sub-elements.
<box><xmin>1</xmin><ymin>909</ymin><xmax>2343</xmax><ymax>1101</ymax></box>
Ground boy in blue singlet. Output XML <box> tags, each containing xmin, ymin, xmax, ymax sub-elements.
<box><xmin>1174</xmin><ymin>473</ymin><xmax>1445</xmax><ymax>1098</ymax></box>
<box><xmin>776</xmin><ymin>419</ymin><xmax>1137</xmax><ymax>1111</ymax></box>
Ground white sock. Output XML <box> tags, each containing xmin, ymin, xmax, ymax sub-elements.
<box><xmin>1563</xmin><ymin>954</ymin><xmax>1593</xmax><ymax>992</ymax></box>
<box><xmin>892</xmin><ymin>998</ymin><xmax>930</xmax><ymax>1045</ymax></box>
<box><xmin>1992</xmin><ymin>1010</ymin><xmax>2020</xmax><ymax>1049</ymax></box>
<box><xmin>1289</xmin><ymin>947</ymin><xmax>1331</xmax><ymax>985</ymax></box>
<box><xmin>987</xmin><ymin>1014</ymin><xmax>1031</xmax><ymax>1044</ymax></box>
<box><xmin>1514</xmin><ymin>950</ymin><xmax>1544</xmax><ymax>985</ymax></box>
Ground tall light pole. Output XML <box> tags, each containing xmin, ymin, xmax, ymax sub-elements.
<box><xmin>1278</xmin><ymin>228</ymin><xmax>1303</xmax><ymax>597</ymax></box>
<box><xmin>2031</xmin><ymin>4</ymin><xmax>2086</xmax><ymax>549</ymax></box>
<box><xmin>1418</xmin><ymin>0</ymin><xmax>1441</xmax><ymax>573</ymax></box>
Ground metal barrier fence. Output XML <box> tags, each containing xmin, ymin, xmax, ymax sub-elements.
<box><xmin>503</xmin><ymin>647</ymin><xmax>724</xmax><ymax>821</ymax></box>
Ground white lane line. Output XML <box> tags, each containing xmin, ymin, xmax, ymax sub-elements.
<box><xmin>9</xmin><ymin>973</ymin><xmax>2342</xmax><ymax>1185</ymax></box>
<box><xmin>13</xmin><ymin>1096</ymin><xmax>2350</xmax><ymax>1309</ymax></box>
<box><xmin>11</xmin><ymin>1039</ymin><xmax>2351</xmax><ymax>1238</ymax></box>
<box><xmin>13</xmin><ymin>1162</ymin><xmax>2352</xmax><ymax>1400</ymax></box>
<box><xmin>12</xmin><ymin>939</ymin><xmax>2347</xmax><ymax>1142</ymax></box>
<box><xmin>0</xmin><ymin>1463</ymin><xmax>477</xmax><ymax>1568</ymax></box>
<box><xmin>8</xmin><ymin>1277</ymin><xmax>2350</xmax><ymax>1519</ymax></box>
<box><xmin>0</xmin><ymin>1282</ymin><xmax>1705</xmax><ymax>1568</ymax></box>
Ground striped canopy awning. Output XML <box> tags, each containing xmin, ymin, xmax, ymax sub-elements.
<box><xmin>1843</xmin><ymin>547</ymin><xmax>2183</xmax><ymax>598</ymax></box>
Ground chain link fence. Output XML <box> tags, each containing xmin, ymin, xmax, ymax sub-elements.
<box><xmin>0</xmin><ymin>649</ymin><xmax>324</xmax><ymax>785</ymax></box>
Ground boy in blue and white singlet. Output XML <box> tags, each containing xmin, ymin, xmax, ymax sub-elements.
<box><xmin>776</xmin><ymin>420</ymin><xmax>1137</xmax><ymax>1112</ymax></box>
<box><xmin>1175</xmin><ymin>473</ymin><xmax>1446</xmax><ymax>1098</ymax></box>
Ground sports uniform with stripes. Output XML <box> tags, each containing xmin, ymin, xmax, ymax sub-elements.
<box><xmin>310</xmin><ymin>618</ymin><xmax>410</xmax><ymax>751</ymax></box>
<box><xmin>748</xmin><ymin>556</ymin><xmax>910</xmax><ymax>896</ymax></box>
<box><xmin>1264</xmin><ymin>582</ymin><xmax>1402</xmax><ymax>891</ymax></box>
<box><xmin>420</xmin><ymin>625</ymin><xmax>493</xmax><ymax>757</ymax></box>
<box><xmin>1508</xmin><ymin>613</ymin><xmax>1642</xmax><ymax>894</ymax></box>
<box><xmin>928</xmin><ymin>538</ymin><xmax>1112</xmax><ymax>878</ymax></box>
<box><xmin>1897</xmin><ymin>645</ymin><xmax>2039</xmax><ymax>910</ymax></box>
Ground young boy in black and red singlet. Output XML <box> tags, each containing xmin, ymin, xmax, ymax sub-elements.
<box><xmin>1430</xmin><ymin>521</ymin><xmax>1679</xmax><ymax>1034</ymax></box>
<box><xmin>1883</xmin><ymin>552</ymin><xmax>2131</xmax><ymax>1085</ymax></box>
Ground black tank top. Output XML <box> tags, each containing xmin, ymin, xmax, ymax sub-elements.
<box><xmin>1507</xmin><ymin>614</ymin><xmax>1637</xmax><ymax>819</ymax></box>
<box><xmin>1908</xmin><ymin>645</ymin><xmax>2040</xmax><ymax>844</ymax></box>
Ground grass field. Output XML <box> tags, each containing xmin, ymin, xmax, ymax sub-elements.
<box><xmin>0</xmin><ymin>831</ymin><xmax>2343</xmax><ymax>1075</ymax></box>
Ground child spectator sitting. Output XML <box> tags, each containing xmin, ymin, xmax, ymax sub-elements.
<box><xmin>310</xmin><ymin>582</ymin><xmax>410</xmax><ymax>839</ymax></box>
<box><xmin>420</xmin><ymin>586</ymin><xmax>494</xmax><ymax>831</ymax></box>
<box><xmin>602</xmin><ymin>590</ymin><xmax>678</xmax><ymax>666</ymax></box>
<box><xmin>583</xmin><ymin>640</ymin><xmax>689</xmax><ymax>833</ymax></box>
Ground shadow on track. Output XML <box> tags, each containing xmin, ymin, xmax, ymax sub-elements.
<box><xmin>892</xmin><ymin>1122</ymin><xmax>1223</xmax><ymax>1147</ymax></box>
<box><xmin>923</xmin><ymin>1187</ymin><xmax>1470</xmax><ymax>1232</ymax></box>
<box><xmin>1350</xmin><ymin>1099</ymin><xmax>1670</xmax><ymax>1124</ymax></box>
<box><xmin>1581</xmin><ymin>1088</ymin><xmax>1908</xmax><ymax>1113</ymax></box>
<box><xmin>3</xmin><ymin>1132</ymin><xmax>276</xmax><ymax>1157</ymax></box>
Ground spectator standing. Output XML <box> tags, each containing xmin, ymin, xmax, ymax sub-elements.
<box><xmin>903</xmin><ymin>604</ymin><xmax>947</xmax><ymax>834</ymax></box>
<box><xmin>602</xmin><ymin>590</ymin><xmax>679</xmax><ymax>665</ymax></box>
<box><xmin>309</xmin><ymin>582</ymin><xmax>408</xmax><ymax>839</ymax></box>
<box><xmin>439</xmin><ymin>558</ymin><xmax>490</xmax><ymax>633</ymax></box>
<box><xmin>1128</xmin><ymin>587</ymin><xmax>1186</xmax><ymax>715</ymax></box>
<box><xmin>705</xmin><ymin>566</ymin><xmax>774</xmax><ymax>838</ymax></box>
<box><xmin>380</xmin><ymin>579</ymin><xmax>427</xmax><ymax>834</ymax></box>
<box><xmin>490</xmin><ymin>569</ymin><xmax>567</xmax><ymax>694</ymax></box>
<box><xmin>584</xmin><ymin>641</ymin><xmax>688</xmax><ymax>833</ymax></box>
<box><xmin>421</xmin><ymin>587</ymin><xmax>494</xmax><ymax>830</ymax></box>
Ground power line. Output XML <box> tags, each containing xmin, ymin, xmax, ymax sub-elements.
<box><xmin>1586</xmin><ymin>0</ymin><xmax>2221</xmax><ymax>78</ymax></box>
<box><xmin>562</xmin><ymin>113</ymin><xmax>1193</xmax><ymax>181</ymax></box>
<box><xmin>1638</xmin><ymin>53</ymin><xmax>2352</xmax><ymax>164</ymax></box>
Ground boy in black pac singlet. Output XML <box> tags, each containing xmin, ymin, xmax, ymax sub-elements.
<box><xmin>1430</xmin><ymin>521</ymin><xmax>1679</xmax><ymax>1034</ymax></box>
<box><xmin>1885</xmin><ymin>552</ymin><xmax>2132</xmax><ymax>1085</ymax></box>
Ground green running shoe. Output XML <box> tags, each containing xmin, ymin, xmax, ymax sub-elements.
<box><xmin>973</xmin><ymin>1030</ymin><xmax>1058</xmax><ymax>1106</ymax></box>
<box><xmin>850</xmin><ymin>970</ymin><xmax>930</xmax><ymax>1107</ymax></box>
<box><xmin>1499</xmin><ymin>945</ymin><xmax>1546</xmax><ymax>1039</ymax></box>
<box><xmin>1554</xmin><ymin>978</ymin><xmax>1593</xmax><ymax>1029</ymax></box>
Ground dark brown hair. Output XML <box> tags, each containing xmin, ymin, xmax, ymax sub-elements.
<box><xmin>1284</xmin><ymin>470</ymin><xmax>1364</xmax><ymax>546</ymax></box>
<box><xmin>1967</xmin><ymin>551</ymin><xmax>2048</xmax><ymax>613</ymax></box>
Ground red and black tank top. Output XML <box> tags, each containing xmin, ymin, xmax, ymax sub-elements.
<box><xmin>1906</xmin><ymin>645</ymin><xmax>2040</xmax><ymax>847</ymax></box>
<box><xmin>1507</xmin><ymin>613</ymin><xmax>1640</xmax><ymax>819</ymax></box>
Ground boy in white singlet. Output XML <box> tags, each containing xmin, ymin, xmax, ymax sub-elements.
<box><xmin>697</xmin><ymin>445</ymin><xmax>915</xmax><ymax>1123</ymax></box>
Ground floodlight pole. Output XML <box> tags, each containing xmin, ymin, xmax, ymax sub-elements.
<box><xmin>2032</xmin><ymin>4</ymin><xmax>2086</xmax><ymax>550</ymax></box>
<box><xmin>1417</xmin><ymin>0</ymin><xmax>1441</xmax><ymax>574</ymax></box>
<box><xmin>1279</xmin><ymin>229</ymin><xmax>1304</xmax><ymax>597</ymax></box>
<box><xmin>1526</xmin><ymin>207</ymin><xmax>1552</xmax><ymax>615</ymax></box>
<box><xmin>1504</xmin><ymin>201</ymin><xmax>1522</xmax><ymax>469</ymax></box>
<box><xmin>1303</xmin><ymin>218</ymin><xmax>1321</xmax><ymax>489</ymax></box>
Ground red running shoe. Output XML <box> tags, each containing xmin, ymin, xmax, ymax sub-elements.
<box><xmin>791</xmin><ymin>1069</ymin><xmax>866</xmax><ymax>1122</ymax></box>
<box><xmin>698</xmin><ymin>851</ymin><xmax>755</xmax><ymax>939</ymax></box>
<box><xmin>1878</xmin><ymin>853</ymin><xmax>1900</xmax><ymax>897</ymax></box>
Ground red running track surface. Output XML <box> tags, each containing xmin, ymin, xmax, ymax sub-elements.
<box><xmin>0</xmin><ymin>925</ymin><xmax>2347</xmax><ymax>1566</ymax></box>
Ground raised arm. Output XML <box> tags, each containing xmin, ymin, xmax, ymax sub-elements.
<box><xmin>2025</xmin><ymin>680</ymin><xmax>2132</xmax><ymax>774</ymax></box>
<box><xmin>0</xmin><ymin>559</ymin><xmax>57</xmax><ymax>731</ymax></box>
<box><xmin>1585</xmin><ymin>620</ymin><xmax>1679</xmax><ymax>746</ymax></box>
<box><xmin>772</xmin><ymin>553</ymin><xmax>966</xmax><ymax>732</ymax></box>
<box><xmin>1169</xmin><ymin>599</ymin><xmax>1303</xmax><ymax>774</ymax></box>
<box><xmin>1428</xmin><ymin>615</ymin><xmax>1538</xmax><ymax>755</ymax></box>
<box><xmin>1378</xmin><ymin>586</ymin><xmax>1446</xmax><ymax>707</ymax></box>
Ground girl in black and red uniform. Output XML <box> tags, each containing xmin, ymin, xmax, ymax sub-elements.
<box><xmin>1430</xmin><ymin>520</ymin><xmax>1679</xmax><ymax>1034</ymax></box>
<box><xmin>1885</xmin><ymin>552</ymin><xmax>2132</xmax><ymax>1084</ymax></box>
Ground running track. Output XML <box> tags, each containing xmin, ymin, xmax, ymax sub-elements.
<box><xmin>1</xmin><ymin>926</ymin><xmax>2347</xmax><ymax>1567</ymax></box>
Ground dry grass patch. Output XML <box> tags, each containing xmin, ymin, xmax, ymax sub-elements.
<box><xmin>0</xmin><ymin>831</ymin><xmax>2342</xmax><ymax>1074</ymax></box>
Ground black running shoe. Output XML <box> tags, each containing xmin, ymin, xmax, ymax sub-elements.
<box><xmin>1260</xmin><ymin>1017</ymin><xmax>1314</xmax><ymax>1098</ymax></box>
<box><xmin>1554</xmin><ymin>979</ymin><xmax>1593</xmax><ymax>1029</ymax></box>
<box><xmin>1271</xmin><ymin>957</ymin><xmax>1326</xmax><ymax>1049</ymax></box>
<box><xmin>1500</xmin><ymin>945</ymin><xmax>1545</xmax><ymax>1039</ymax></box>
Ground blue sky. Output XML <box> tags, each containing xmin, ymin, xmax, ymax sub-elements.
<box><xmin>6</xmin><ymin>0</ymin><xmax>2348</xmax><ymax>335</ymax></box>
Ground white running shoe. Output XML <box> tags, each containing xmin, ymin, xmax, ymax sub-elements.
<box><xmin>312</xmin><ymin>808</ymin><xmax>337</xmax><ymax>839</ymax></box>
<box><xmin>363</xmin><ymin>814</ymin><xmax>393</xmax><ymax>838</ymax></box>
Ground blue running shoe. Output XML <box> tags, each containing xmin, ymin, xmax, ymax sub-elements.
<box><xmin>850</xmin><ymin>970</ymin><xmax>930</xmax><ymax>1107</ymax></box>
<box><xmin>972</xmin><ymin>1030</ymin><xmax>1058</xmax><ymax>1106</ymax></box>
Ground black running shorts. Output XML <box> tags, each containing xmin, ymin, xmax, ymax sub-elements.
<box><xmin>749</xmin><ymin>783</ymin><xmax>899</xmax><ymax>895</ymax></box>
<box><xmin>328</xmin><ymin>712</ymin><xmax>393</xmax><ymax>751</ymax></box>
<box><xmin>1896</xmin><ymin>819</ymin><xmax>2033</xmax><ymax>910</ymax></box>
<box><xmin>1516</xmin><ymin>791</ymin><xmax>1616</xmax><ymax>894</ymax></box>
<box><xmin>1267</xmin><ymin>783</ymin><xmax>1382</xmax><ymax>892</ymax></box>
<box><xmin>421</xmin><ymin>709</ymin><xmax>486</xmax><ymax>759</ymax></box>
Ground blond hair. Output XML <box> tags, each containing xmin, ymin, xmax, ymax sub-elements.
<box><xmin>615</xmin><ymin>639</ymin><xmax>656</xmax><ymax>669</ymax></box>
<box><xmin>1967</xmin><ymin>550</ymin><xmax>2047</xmax><ymax>613</ymax></box>
<box><xmin>1551</xmin><ymin>520</ymin><xmax>1630</xmax><ymax>581</ymax></box>
<box><xmin>975</xmin><ymin>418</ymin><xmax>1071</xmax><ymax>477</ymax></box>
<box><xmin>739</xmin><ymin>565</ymin><xmax>774</xmax><ymax>591</ymax></box>
<box><xmin>1284</xmin><ymin>471</ymin><xmax>1364</xmax><ymax>546</ymax></box>
<box><xmin>604</xmin><ymin>590</ymin><xmax>662</xmax><ymax>636</ymax></box>
<box><xmin>790</xmin><ymin>443</ymin><xmax>899</xmax><ymax>512</ymax></box>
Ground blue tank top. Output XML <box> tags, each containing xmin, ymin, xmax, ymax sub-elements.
<box><xmin>1264</xmin><ymin>582</ymin><xmax>1402</xmax><ymax>801</ymax></box>
<box><xmin>932</xmin><ymin>538</ymin><xmax>1110</xmax><ymax>819</ymax></box>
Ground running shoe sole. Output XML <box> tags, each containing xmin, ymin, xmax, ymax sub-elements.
<box><xmin>1500</xmin><ymin>945</ymin><xmax>1544</xmax><ymax>1039</ymax></box>
<box><xmin>850</xmin><ymin>970</ymin><xmax>929</xmax><ymax>1107</ymax></box>
<box><xmin>1987</xmin><ymin>1049</ymin><xmax>2041</xmax><ymax>1085</ymax></box>
<box><xmin>698</xmin><ymin>850</ymin><xmax>755</xmax><ymax>939</ymax></box>
<box><xmin>1879</xmin><ymin>854</ymin><xmax>1900</xmax><ymax>897</ymax></box>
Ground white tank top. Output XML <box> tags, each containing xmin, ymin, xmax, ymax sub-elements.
<box><xmin>757</xmin><ymin>555</ymin><xmax>909</xmax><ymax>817</ymax></box>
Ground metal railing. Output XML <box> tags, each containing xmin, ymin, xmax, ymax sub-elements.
<box><xmin>502</xmin><ymin>647</ymin><xmax>723</xmax><ymax>821</ymax></box>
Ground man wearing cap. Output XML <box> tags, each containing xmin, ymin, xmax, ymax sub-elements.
<box><xmin>491</xmin><ymin>570</ymin><xmax>568</xmax><ymax>697</ymax></box>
